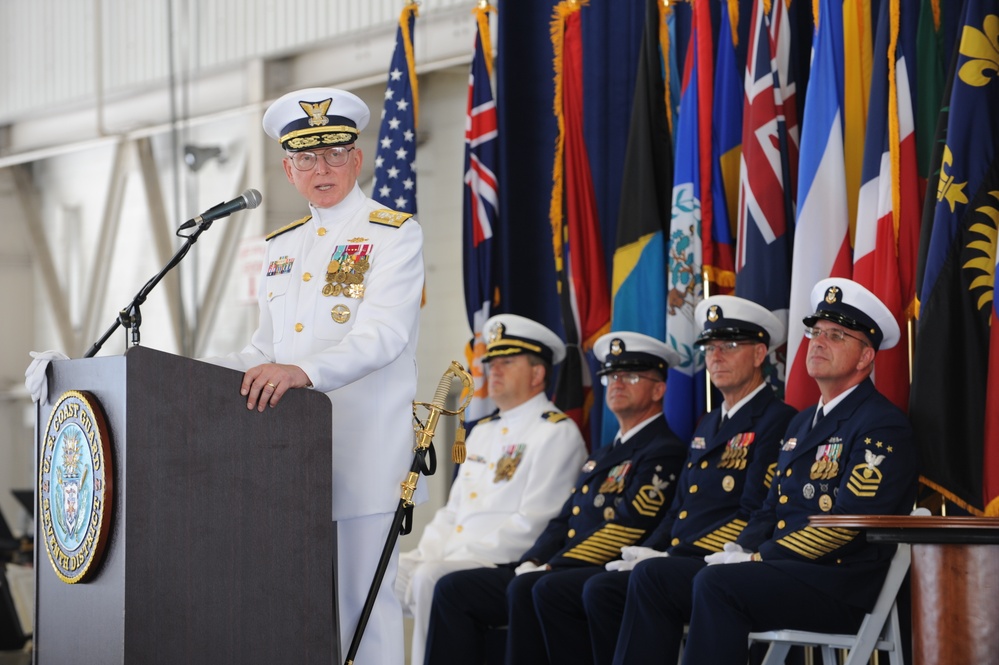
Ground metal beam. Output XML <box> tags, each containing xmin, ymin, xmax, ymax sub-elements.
<box><xmin>80</xmin><ymin>140</ymin><xmax>132</xmax><ymax>353</ymax></box>
<box><xmin>136</xmin><ymin>137</ymin><xmax>185</xmax><ymax>352</ymax></box>
<box><xmin>10</xmin><ymin>165</ymin><xmax>75</xmax><ymax>352</ymax></box>
<box><xmin>193</xmin><ymin>159</ymin><xmax>249</xmax><ymax>356</ymax></box>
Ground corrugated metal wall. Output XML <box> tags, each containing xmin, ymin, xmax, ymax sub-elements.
<box><xmin>0</xmin><ymin>0</ymin><xmax>469</xmax><ymax>124</ymax></box>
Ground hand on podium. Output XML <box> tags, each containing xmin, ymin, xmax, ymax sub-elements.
<box><xmin>25</xmin><ymin>350</ymin><xmax>70</xmax><ymax>403</ymax></box>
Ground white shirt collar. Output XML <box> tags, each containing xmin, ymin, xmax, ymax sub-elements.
<box><xmin>720</xmin><ymin>381</ymin><xmax>768</xmax><ymax>421</ymax></box>
<box><xmin>615</xmin><ymin>412</ymin><xmax>662</xmax><ymax>446</ymax></box>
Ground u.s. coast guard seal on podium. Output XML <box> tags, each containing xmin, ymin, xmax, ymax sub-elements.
<box><xmin>39</xmin><ymin>390</ymin><xmax>114</xmax><ymax>583</ymax></box>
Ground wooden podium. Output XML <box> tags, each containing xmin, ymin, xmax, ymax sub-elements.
<box><xmin>33</xmin><ymin>346</ymin><xmax>337</xmax><ymax>664</ymax></box>
<box><xmin>811</xmin><ymin>515</ymin><xmax>999</xmax><ymax>665</ymax></box>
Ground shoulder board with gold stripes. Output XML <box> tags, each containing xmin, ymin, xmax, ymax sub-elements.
<box><xmin>265</xmin><ymin>215</ymin><xmax>312</xmax><ymax>241</ymax></box>
<box><xmin>369</xmin><ymin>209</ymin><xmax>413</xmax><ymax>228</ymax></box>
<box><xmin>477</xmin><ymin>414</ymin><xmax>500</xmax><ymax>425</ymax></box>
<box><xmin>542</xmin><ymin>411</ymin><xmax>569</xmax><ymax>424</ymax></box>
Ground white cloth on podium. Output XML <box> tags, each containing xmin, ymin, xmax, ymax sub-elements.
<box><xmin>24</xmin><ymin>350</ymin><xmax>69</xmax><ymax>403</ymax></box>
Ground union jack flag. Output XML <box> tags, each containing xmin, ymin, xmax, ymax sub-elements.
<box><xmin>371</xmin><ymin>4</ymin><xmax>419</xmax><ymax>213</ymax></box>
<box><xmin>734</xmin><ymin>0</ymin><xmax>800</xmax><ymax>395</ymax></box>
<box><xmin>463</xmin><ymin>5</ymin><xmax>499</xmax><ymax>422</ymax></box>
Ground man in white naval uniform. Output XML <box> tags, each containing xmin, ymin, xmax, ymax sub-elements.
<box><xmin>208</xmin><ymin>88</ymin><xmax>424</xmax><ymax>665</ymax></box>
<box><xmin>395</xmin><ymin>314</ymin><xmax>587</xmax><ymax>662</ymax></box>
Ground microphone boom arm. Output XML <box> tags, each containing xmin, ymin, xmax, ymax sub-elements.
<box><xmin>85</xmin><ymin>206</ymin><xmax>219</xmax><ymax>358</ymax></box>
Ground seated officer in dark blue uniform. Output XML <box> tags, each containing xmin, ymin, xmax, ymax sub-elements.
<box><xmin>620</xmin><ymin>278</ymin><xmax>918</xmax><ymax>664</ymax></box>
<box><xmin>533</xmin><ymin>296</ymin><xmax>797</xmax><ymax>665</ymax></box>
<box><xmin>423</xmin><ymin>332</ymin><xmax>688</xmax><ymax>665</ymax></box>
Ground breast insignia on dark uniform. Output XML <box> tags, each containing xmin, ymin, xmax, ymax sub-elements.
<box><xmin>542</xmin><ymin>411</ymin><xmax>569</xmax><ymax>424</ymax></box>
<box><xmin>266</xmin><ymin>215</ymin><xmax>312</xmax><ymax>241</ymax></box>
<box><xmin>764</xmin><ymin>462</ymin><xmax>778</xmax><ymax>488</ymax></box>
<box><xmin>632</xmin><ymin>472</ymin><xmax>670</xmax><ymax>516</ymax></box>
<box><xmin>597</xmin><ymin>462</ymin><xmax>631</xmax><ymax>494</ymax></box>
<box><xmin>369</xmin><ymin>209</ymin><xmax>413</xmax><ymax>228</ymax></box>
<box><xmin>847</xmin><ymin>449</ymin><xmax>887</xmax><ymax>497</ymax></box>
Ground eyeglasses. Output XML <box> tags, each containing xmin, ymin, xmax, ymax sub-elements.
<box><xmin>695</xmin><ymin>341</ymin><xmax>756</xmax><ymax>356</ymax></box>
<box><xmin>600</xmin><ymin>373</ymin><xmax>660</xmax><ymax>387</ymax></box>
<box><xmin>288</xmin><ymin>147</ymin><xmax>356</xmax><ymax>171</ymax></box>
<box><xmin>803</xmin><ymin>325</ymin><xmax>868</xmax><ymax>345</ymax></box>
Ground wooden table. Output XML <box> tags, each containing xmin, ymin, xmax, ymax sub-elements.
<box><xmin>810</xmin><ymin>515</ymin><xmax>999</xmax><ymax>665</ymax></box>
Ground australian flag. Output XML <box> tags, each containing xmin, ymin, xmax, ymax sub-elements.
<box><xmin>371</xmin><ymin>4</ymin><xmax>419</xmax><ymax>213</ymax></box>
<box><xmin>463</xmin><ymin>7</ymin><xmax>500</xmax><ymax>423</ymax></box>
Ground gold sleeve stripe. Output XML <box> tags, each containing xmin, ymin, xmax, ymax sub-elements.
<box><xmin>562</xmin><ymin>525</ymin><xmax>647</xmax><ymax>563</ymax></box>
<box><xmin>603</xmin><ymin>524</ymin><xmax>647</xmax><ymax>536</ymax></box>
<box><xmin>692</xmin><ymin>519</ymin><xmax>748</xmax><ymax>552</ymax></box>
<box><xmin>265</xmin><ymin>215</ymin><xmax>311</xmax><ymax>241</ymax></box>
<box><xmin>566</xmin><ymin>543</ymin><xmax>624</xmax><ymax>559</ymax></box>
<box><xmin>764</xmin><ymin>462</ymin><xmax>777</xmax><ymax>488</ymax></box>
<box><xmin>633</xmin><ymin>485</ymin><xmax>666</xmax><ymax>517</ymax></box>
<box><xmin>777</xmin><ymin>526</ymin><xmax>859</xmax><ymax>559</ymax></box>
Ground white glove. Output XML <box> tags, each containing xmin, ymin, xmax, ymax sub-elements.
<box><xmin>622</xmin><ymin>545</ymin><xmax>668</xmax><ymax>562</ymax></box>
<box><xmin>705</xmin><ymin>542</ymin><xmax>751</xmax><ymax>565</ymax></box>
<box><xmin>606</xmin><ymin>546</ymin><xmax>669</xmax><ymax>571</ymax></box>
<box><xmin>25</xmin><ymin>350</ymin><xmax>70</xmax><ymax>403</ymax></box>
<box><xmin>515</xmin><ymin>560</ymin><xmax>543</xmax><ymax>576</ymax></box>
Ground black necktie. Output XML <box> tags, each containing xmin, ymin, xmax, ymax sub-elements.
<box><xmin>718</xmin><ymin>414</ymin><xmax>728</xmax><ymax>433</ymax></box>
<box><xmin>813</xmin><ymin>406</ymin><xmax>825</xmax><ymax>428</ymax></box>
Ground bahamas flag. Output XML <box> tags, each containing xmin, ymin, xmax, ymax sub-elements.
<box><xmin>911</xmin><ymin>0</ymin><xmax>999</xmax><ymax>516</ymax></box>
<box><xmin>610</xmin><ymin>0</ymin><xmax>673</xmax><ymax>339</ymax></box>
<box><xmin>666</xmin><ymin>0</ymin><xmax>712</xmax><ymax>442</ymax></box>
<box><xmin>605</xmin><ymin>0</ymin><xmax>675</xmax><ymax>444</ymax></box>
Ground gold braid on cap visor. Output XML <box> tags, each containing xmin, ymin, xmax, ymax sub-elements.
<box><xmin>281</xmin><ymin>125</ymin><xmax>359</xmax><ymax>150</ymax></box>
<box><xmin>485</xmin><ymin>340</ymin><xmax>545</xmax><ymax>358</ymax></box>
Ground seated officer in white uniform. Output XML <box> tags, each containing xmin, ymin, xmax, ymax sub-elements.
<box><xmin>535</xmin><ymin>296</ymin><xmax>797</xmax><ymax>665</ymax></box>
<box><xmin>395</xmin><ymin>314</ymin><xmax>586</xmax><ymax>662</ymax></box>
<box><xmin>424</xmin><ymin>332</ymin><xmax>688</xmax><ymax>665</ymax></box>
<box><xmin>635</xmin><ymin>279</ymin><xmax>917</xmax><ymax>664</ymax></box>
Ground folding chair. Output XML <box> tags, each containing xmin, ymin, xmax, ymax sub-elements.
<box><xmin>748</xmin><ymin>542</ymin><xmax>910</xmax><ymax>665</ymax></box>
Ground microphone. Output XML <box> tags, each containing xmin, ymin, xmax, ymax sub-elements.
<box><xmin>179</xmin><ymin>189</ymin><xmax>262</xmax><ymax>230</ymax></box>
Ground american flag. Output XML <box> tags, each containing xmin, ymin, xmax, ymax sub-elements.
<box><xmin>462</xmin><ymin>5</ymin><xmax>499</xmax><ymax>422</ymax></box>
<box><xmin>371</xmin><ymin>4</ymin><xmax>419</xmax><ymax>214</ymax></box>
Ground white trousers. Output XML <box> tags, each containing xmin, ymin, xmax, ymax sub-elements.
<box><xmin>395</xmin><ymin>557</ymin><xmax>485</xmax><ymax>663</ymax></box>
<box><xmin>337</xmin><ymin>513</ymin><xmax>404</xmax><ymax>665</ymax></box>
